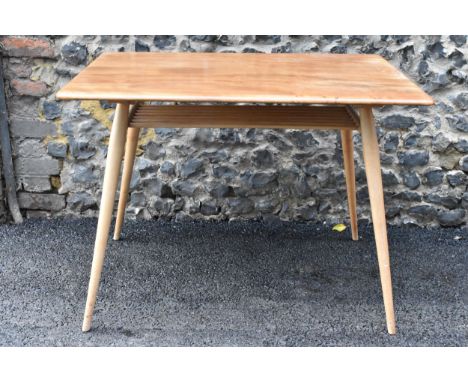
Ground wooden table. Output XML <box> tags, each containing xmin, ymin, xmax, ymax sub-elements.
<box><xmin>57</xmin><ymin>52</ymin><xmax>433</xmax><ymax>334</ymax></box>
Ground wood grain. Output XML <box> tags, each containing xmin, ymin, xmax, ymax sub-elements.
<box><xmin>82</xmin><ymin>102</ymin><xmax>128</xmax><ymax>332</ymax></box>
<box><xmin>128</xmin><ymin>104</ymin><xmax>359</xmax><ymax>130</ymax></box>
<box><xmin>113</xmin><ymin>126</ymin><xmax>140</xmax><ymax>241</ymax></box>
<box><xmin>56</xmin><ymin>52</ymin><xmax>434</xmax><ymax>106</ymax></box>
<box><xmin>360</xmin><ymin>107</ymin><xmax>396</xmax><ymax>335</ymax></box>
<box><xmin>341</xmin><ymin>129</ymin><xmax>358</xmax><ymax>241</ymax></box>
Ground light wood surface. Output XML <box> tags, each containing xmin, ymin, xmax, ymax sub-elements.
<box><xmin>129</xmin><ymin>104</ymin><xmax>359</xmax><ymax>130</ymax></box>
<box><xmin>340</xmin><ymin>129</ymin><xmax>358</xmax><ymax>241</ymax></box>
<box><xmin>82</xmin><ymin>102</ymin><xmax>128</xmax><ymax>332</ymax></box>
<box><xmin>56</xmin><ymin>52</ymin><xmax>434</xmax><ymax>106</ymax></box>
<box><xmin>359</xmin><ymin>107</ymin><xmax>396</xmax><ymax>335</ymax></box>
<box><xmin>113</xmin><ymin>126</ymin><xmax>140</xmax><ymax>241</ymax></box>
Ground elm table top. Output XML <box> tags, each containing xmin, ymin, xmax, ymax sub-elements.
<box><xmin>56</xmin><ymin>52</ymin><xmax>434</xmax><ymax>106</ymax></box>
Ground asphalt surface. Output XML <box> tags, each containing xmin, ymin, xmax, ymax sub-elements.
<box><xmin>0</xmin><ymin>218</ymin><xmax>467</xmax><ymax>346</ymax></box>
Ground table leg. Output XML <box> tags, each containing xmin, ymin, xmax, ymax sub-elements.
<box><xmin>341</xmin><ymin>129</ymin><xmax>358</xmax><ymax>240</ymax></box>
<box><xmin>359</xmin><ymin>107</ymin><xmax>396</xmax><ymax>335</ymax></box>
<box><xmin>82</xmin><ymin>102</ymin><xmax>129</xmax><ymax>332</ymax></box>
<box><xmin>113</xmin><ymin>127</ymin><xmax>140</xmax><ymax>241</ymax></box>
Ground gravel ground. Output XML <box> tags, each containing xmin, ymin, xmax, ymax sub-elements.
<box><xmin>0</xmin><ymin>218</ymin><xmax>467</xmax><ymax>346</ymax></box>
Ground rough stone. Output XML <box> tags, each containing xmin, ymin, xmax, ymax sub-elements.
<box><xmin>254</xmin><ymin>35</ymin><xmax>281</xmax><ymax>44</ymax></box>
<box><xmin>3</xmin><ymin>35</ymin><xmax>468</xmax><ymax>227</ymax></box>
<box><xmin>207</xmin><ymin>183</ymin><xmax>235</xmax><ymax>199</ymax></box>
<box><xmin>446</xmin><ymin>170</ymin><xmax>465</xmax><ymax>187</ymax></box>
<box><xmin>439</xmin><ymin>148</ymin><xmax>463</xmax><ymax>170</ymax></box>
<box><xmin>145</xmin><ymin>142</ymin><xmax>166</xmax><ymax>160</ymax></box>
<box><xmin>135</xmin><ymin>158</ymin><xmax>158</xmax><ymax>174</ymax></box>
<box><xmin>381</xmin><ymin>115</ymin><xmax>415</xmax><ymax>129</ymax></box>
<box><xmin>251</xmin><ymin>149</ymin><xmax>274</xmax><ymax>167</ymax></box>
<box><xmin>449</xmin><ymin>50</ymin><xmax>467</xmax><ymax>68</ymax></box>
<box><xmin>403</xmin><ymin>133</ymin><xmax>419</xmax><ymax>148</ymax></box>
<box><xmin>383</xmin><ymin>132</ymin><xmax>399</xmax><ymax>152</ymax></box>
<box><xmin>43</xmin><ymin>101</ymin><xmax>62</xmax><ymax>120</ymax></box>
<box><xmin>402</xmin><ymin>171</ymin><xmax>420</xmax><ymax>190</ymax></box>
<box><xmin>460</xmin><ymin>156</ymin><xmax>468</xmax><ymax>172</ymax></box>
<box><xmin>453</xmin><ymin>92</ymin><xmax>468</xmax><ymax>110</ymax></box>
<box><xmin>432</xmin><ymin>133</ymin><xmax>451</xmax><ymax>152</ymax></box>
<box><xmin>408</xmin><ymin>204</ymin><xmax>437</xmax><ymax>219</ymax></box>
<box><xmin>155</xmin><ymin>128</ymin><xmax>176</xmax><ymax>139</ymax></box>
<box><xmin>296</xmin><ymin>202</ymin><xmax>317</xmax><ymax>220</ymax></box>
<box><xmin>212</xmin><ymin>165</ymin><xmax>238</xmax><ymax>180</ymax></box>
<box><xmin>255</xmin><ymin>197</ymin><xmax>280</xmax><ymax>214</ymax></box>
<box><xmin>424</xmin><ymin>193</ymin><xmax>460</xmax><ymax>210</ymax></box>
<box><xmin>394</xmin><ymin>191</ymin><xmax>422</xmax><ymax>202</ymax></box>
<box><xmin>154</xmin><ymin>35</ymin><xmax>177</xmax><ymax>49</ymax></box>
<box><xmin>150</xmin><ymin>198</ymin><xmax>174</xmax><ymax>216</ymax></box>
<box><xmin>160</xmin><ymin>161</ymin><xmax>176</xmax><ymax>176</ymax></box>
<box><xmin>200</xmin><ymin>200</ymin><xmax>219</xmax><ymax>216</ymax></box>
<box><xmin>449</xmin><ymin>35</ymin><xmax>467</xmax><ymax>47</ymax></box>
<box><xmin>46</xmin><ymin>142</ymin><xmax>67</xmax><ymax>158</ymax></box>
<box><xmin>386</xmin><ymin>206</ymin><xmax>401</xmax><ymax>219</ymax></box>
<box><xmin>382</xmin><ymin>170</ymin><xmax>400</xmax><ymax>186</ymax></box>
<box><xmin>454</xmin><ymin>140</ymin><xmax>468</xmax><ymax>153</ymax></box>
<box><xmin>437</xmin><ymin>209</ymin><xmax>466</xmax><ymax>227</ymax></box>
<box><xmin>398</xmin><ymin>150</ymin><xmax>429</xmax><ymax>167</ymax></box>
<box><xmin>67</xmin><ymin>192</ymin><xmax>96</xmax><ymax>212</ymax></box>
<box><xmin>17</xmin><ymin>192</ymin><xmax>65</xmax><ymax>211</ymax></box>
<box><xmin>246</xmin><ymin>171</ymin><xmax>277</xmax><ymax>189</ymax></box>
<box><xmin>61</xmin><ymin>42</ymin><xmax>88</xmax><ymax>65</ymax></box>
<box><xmin>172</xmin><ymin>180</ymin><xmax>198</xmax><ymax>197</ymax></box>
<box><xmin>181</xmin><ymin>158</ymin><xmax>204</xmax><ymax>178</ymax></box>
<box><xmin>293</xmin><ymin>175</ymin><xmax>311</xmax><ymax>198</ymax></box>
<box><xmin>130</xmin><ymin>192</ymin><xmax>147</xmax><ymax>207</ymax></box>
<box><xmin>71</xmin><ymin>165</ymin><xmax>95</xmax><ymax>183</ymax></box>
<box><xmin>227</xmin><ymin>198</ymin><xmax>254</xmax><ymax>215</ymax></box>
<box><xmin>286</xmin><ymin>131</ymin><xmax>318</xmax><ymax>149</ymax></box>
<box><xmin>143</xmin><ymin>178</ymin><xmax>175</xmax><ymax>199</ymax></box>
<box><xmin>70</xmin><ymin>140</ymin><xmax>95</xmax><ymax>160</ymax></box>
<box><xmin>447</xmin><ymin>115</ymin><xmax>468</xmax><ymax>133</ymax></box>
<box><xmin>463</xmin><ymin>193</ymin><xmax>468</xmax><ymax>209</ymax></box>
<box><xmin>135</xmin><ymin>40</ymin><xmax>150</xmax><ymax>52</ymax></box>
<box><xmin>423</xmin><ymin>167</ymin><xmax>445</xmax><ymax>186</ymax></box>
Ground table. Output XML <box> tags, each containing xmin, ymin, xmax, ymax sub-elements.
<box><xmin>57</xmin><ymin>52</ymin><xmax>433</xmax><ymax>334</ymax></box>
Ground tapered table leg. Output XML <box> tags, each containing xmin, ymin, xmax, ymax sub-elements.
<box><xmin>113</xmin><ymin>127</ymin><xmax>140</xmax><ymax>241</ymax></box>
<box><xmin>359</xmin><ymin>107</ymin><xmax>396</xmax><ymax>335</ymax></box>
<box><xmin>341</xmin><ymin>129</ymin><xmax>358</xmax><ymax>240</ymax></box>
<box><xmin>82</xmin><ymin>102</ymin><xmax>129</xmax><ymax>332</ymax></box>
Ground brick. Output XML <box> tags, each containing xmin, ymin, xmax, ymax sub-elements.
<box><xmin>5</xmin><ymin>63</ymin><xmax>32</xmax><ymax>78</ymax></box>
<box><xmin>15</xmin><ymin>157</ymin><xmax>60</xmax><ymax>176</ymax></box>
<box><xmin>17</xmin><ymin>139</ymin><xmax>48</xmax><ymax>158</ymax></box>
<box><xmin>26</xmin><ymin>210</ymin><xmax>51</xmax><ymax>218</ymax></box>
<box><xmin>0</xmin><ymin>36</ymin><xmax>55</xmax><ymax>58</ymax></box>
<box><xmin>10</xmin><ymin>79</ymin><xmax>49</xmax><ymax>97</ymax></box>
<box><xmin>18</xmin><ymin>176</ymin><xmax>52</xmax><ymax>192</ymax></box>
<box><xmin>10</xmin><ymin>119</ymin><xmax>57</xmax><ymax>138</ymax></box>
<box><xmin>18</xmin><ymin>192</ymin><xmax>65</xmax><ymax>211</ymax></box>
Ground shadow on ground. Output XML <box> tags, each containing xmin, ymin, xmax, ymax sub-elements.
<box><xmin>0</xmin><ymin>218</ymin><xmax>467</xmax><ymax>346</ymax></box>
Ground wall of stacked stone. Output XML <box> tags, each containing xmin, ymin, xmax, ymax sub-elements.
<box><xmin>0</xmin><ymin>35</ymin><xmax>467</xmax><ymax>227</ymax></box>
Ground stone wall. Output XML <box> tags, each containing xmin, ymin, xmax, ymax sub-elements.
<box><xmin>0</xmin><ymin>35</ymin><xmax>467</xmax><ymax>227</ymax></box>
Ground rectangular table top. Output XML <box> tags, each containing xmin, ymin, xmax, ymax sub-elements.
<box><xmin>56</xmin><ymin>52</ymin><xmax>433</xmax><ymax>106</ymax></box>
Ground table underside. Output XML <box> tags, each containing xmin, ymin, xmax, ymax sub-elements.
<box><xmin>127</xmin><ymin>104</ymin><xmax>360</xmax><ymax>130</ymax></box>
